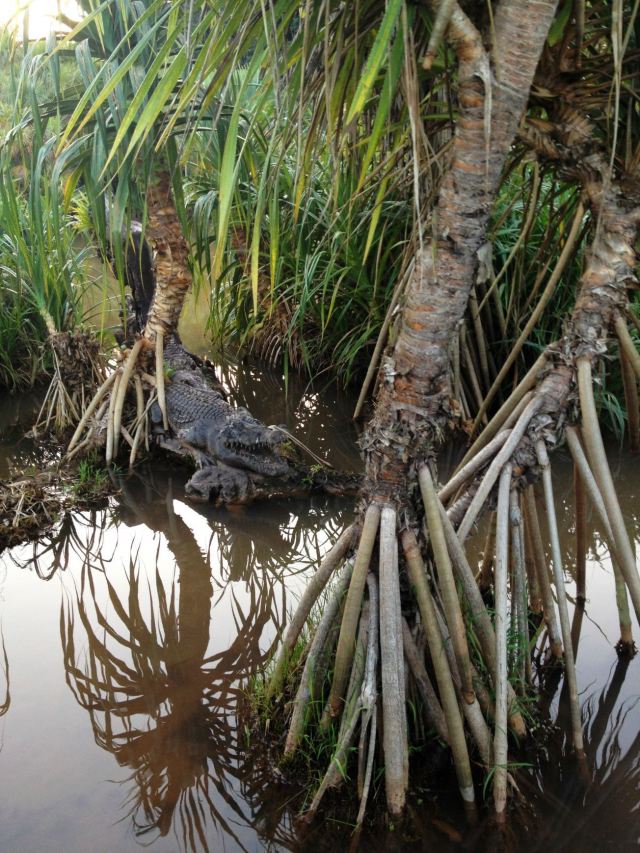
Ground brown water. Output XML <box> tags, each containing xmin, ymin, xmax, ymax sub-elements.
<box><xmin>0</xmin><ymin>368</ymin><xmax>639</xmax><ymax>852</ymax></box>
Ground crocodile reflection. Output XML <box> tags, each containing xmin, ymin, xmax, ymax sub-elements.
<box><xmin>58</xmin><ymin>471</ymin><xmax>348</xmax><ymax>851</ymax></box>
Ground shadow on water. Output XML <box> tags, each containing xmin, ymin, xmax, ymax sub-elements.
<box><xmin>0</xmin><ymin>366</ymin><xmax>639</xmax><ymax>851</ymax></box>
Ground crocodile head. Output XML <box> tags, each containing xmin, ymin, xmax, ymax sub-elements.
<box><xmin>210</xmin><ymin>416</ymin><xmax>289</xmax><ymax>477</ymax></box>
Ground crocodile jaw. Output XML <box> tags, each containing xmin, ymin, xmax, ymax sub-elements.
<box><xmin>213</xmin><ymin>421</ymin><xmax>289</xmax><ymax>476</ymax></box>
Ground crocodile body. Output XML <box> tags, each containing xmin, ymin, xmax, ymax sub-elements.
<box><xmin>152</xmin><ymin>374</ymin><xmax>289</xmax><ymax>478</ymax></box>
<box><xmin>111</xmin><ymin>209</ymin><xmax>359</xmax><ymax>504</ymax></box>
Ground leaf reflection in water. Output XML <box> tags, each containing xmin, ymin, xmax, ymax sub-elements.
<box><xmin>44</xmin><ymin>468</ymin><xmax>350</xmax><ymax>852</ymax></box>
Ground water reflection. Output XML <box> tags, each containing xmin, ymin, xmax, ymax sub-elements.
<box><xmin>514</xmin><ymin>653</ymin><xmax>640</xmax><ymax>852</ymax></box>
<box><xmin>28</xmin><ymin>468</ymin><xmax>350</xmax><ymax>852</ymax></box>
<box><xmin>1</xmin><ymin>371</ymin><xmax>640</xmax><ymax>851</ymax></box>
<box><xmin>0</xmin><ymin>634</ymin><xmax>9</xmax><ymax>725</ymax></box>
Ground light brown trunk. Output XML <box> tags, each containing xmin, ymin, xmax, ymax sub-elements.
<box><xmin>143</xmin><ymin>171</ymin><xmax>193</xmax><ymax>343</ymax></box>
<box><xmin>364</xmin><ymin>1</ymin><xmax>559</xmax><ymax>498</ymax></box>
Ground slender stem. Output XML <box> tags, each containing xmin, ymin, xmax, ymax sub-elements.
<box><xmin>325</xmin><ymin>506</ymin><xmax>380</xmax><ymax>720</ymax></box>
<box><xmin>493</xmin><ymin>463</ymin><xmax>511</xmax><ymax>819</ymax></box>
<box><xmin>578</xmin><ymin>357</ymin><xmax>640</xmax><ymax>623</ymax></box>
<box><xmin>469</xmin><ymin>288</ymin><xmax>491</xmax><ymax>390</ymax></box>
<box><xmin>379</xmin><ymin>505</ymin><xmax>407</xmax><ymax>817</ymax></box>
<box><xmin>536</xmin><ymin>440</ymin><xmax>584</xmax><ymax>756</ymax></box>
<box><xmin>472</xmin><ymin>201</ymin><xmax>583</xmax><ymax>433</ymax></box>
<box><xmin>458</xmin><ymin>351</ymin><xmax>547</xmax><ymax>463</ymax></box>
<box><xmin>353</xmin><ymin>262</ymin><xmax>411</xmax><ymax>420</ymax></box>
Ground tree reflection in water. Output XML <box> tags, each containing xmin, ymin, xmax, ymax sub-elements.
<box><xmin>53</xmin><ymin>470</ymin><xmax>348</xmax><ymax>851</ymax></box>
<box><xmin>509</xmin><ymin>652</ymin><xmax>640</xmax><ymax>852</ymax></box>
<box><xmin>0</xmin><ymin>631</ymin><xmax>9</xmax><ymax>725</ymax></box>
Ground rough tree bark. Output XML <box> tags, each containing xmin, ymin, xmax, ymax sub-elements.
<box><xmin>264</xmin><ymin>0</ymin><xmax>562</xmax><ymax>824</ymax></box>
<box><xmin>364</xmin><ymin>0</ymin><xmax>560</xmax><ymax>500</ymax></box>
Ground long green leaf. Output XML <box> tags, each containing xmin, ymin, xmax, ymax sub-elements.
<box><xmin>345</xmin><ymin>0</ymin><xmax>403</xmax><ymax>126</ymax></box>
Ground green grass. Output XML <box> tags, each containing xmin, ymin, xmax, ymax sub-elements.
<box><xmin>0</xmin><ymin>26</ymin><xmax>91</xmax><ymax>390</ymax></box>
<box><xmin>72</xmin><ymin>453</ymin><xmax>111</xmax><ymax>498</ymax></box>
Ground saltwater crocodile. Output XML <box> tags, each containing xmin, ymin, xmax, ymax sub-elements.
<box><xmin>113</xmin><ymin>214</ymin><xmax>359</xmax><ymax>505</ymax></box>
<box><xmin>150</xmin><ymin>375</ymin><xmax>289</xmax><ymax>478</ymax></box>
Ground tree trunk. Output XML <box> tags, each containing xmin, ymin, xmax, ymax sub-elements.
<box><xmin>143</xmin><ymin>171</ymin><xmax>193</xmax><ymax>343</ymax></box>
<box><xmin>364</xmin><ymin>0</ymin><xmax>559</xmax><ymax>498</ymax></box>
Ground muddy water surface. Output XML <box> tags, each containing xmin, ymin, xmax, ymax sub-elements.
<box><xmin>0</xmin><ymin>368</ymin><xmax>639</xmax><ymax>852</ymax></box>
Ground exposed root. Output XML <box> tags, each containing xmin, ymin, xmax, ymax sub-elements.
<box><xmin>438</xmin><ymin>427</ymin><xmax>512</xmax><ymax>504</ymax></box>
<box><xmin>323</xmin><ymin>506</ymin><xmax>379</xmax><ymax>722</ymax></box>
<box><xmin>523</xmin><ymin>486</ymin><xmax>563</xmax><ymax>661</ymax></box>
<box><xmin>67</xmin><ymin>372</ymin><xmax>117</xmax><ymax>453</ymax></box>
<box><xmin>536</xmin><ymin>440</ymin><xmax>584</xmax><ymax>757</ymax></box>
<box><xmin>268</xmin><ymin>524</ymin><xmax>355</xmax><ymax>700</ymax></box>
<box><xmin>615</xmin><ymin>314</ymin><xmax>640</xmax><ymax>380</ymax></box>
<box><xmin>509</xmin><ymin>489</ymin><xmax>529</xmax><ymax>693</ymax></box>
<box><xmin>402</xmin><ymin>528</ymin><xmax>477</xmax><ymax>820</ymax></box>
<box><xmin>578</xmin><ymin>358</ymin><xmax>640</xmax><ymax>624</ymax></box>
<box><xmin>457</xmin><ymin>396</ymin><xmax>541</xmax><ymax>542</ymax></box>
<box><xmin>493</xmin><ymin>463</ymin><xmax>511</xmax><ymax>820</ymax></box>
<box><xmin>573</xmin><ymin>461</ymin><xmax>587</xmax><ymax>602</ymax></box>
<box><xmin>284</xmin><ymin>563</ymin><xmax>354</xmax><ymax>758</ymax></box>
<box><xmin>155</xmin><ymin>331</ymin><xmax>169</xmax><ymax>431</ymax></box>
<box><xmin>619</xmin><ymin>342</ymin><xmax>640</xmax><ymax>452</ymax></box>
<box><xmin>33</xmin><ymin>332</ymin><xmax>106</xmax><ymax>437</ymax></box>
<box><xmin>112</xmin><ymin>338</ymin><xmax>145</xmax><ymax>458</ymax></box>
<box><xmin>303</xmin><ymin>580</ymin><xmax>378</xmax><ymax>822</ymax></box>
<box><xmin>401</xmin><ymin>619</ymin><xmax>448</xmax><ymax>742</ymax></box>
<box><xmin>378</xmin><ymin>505</ymin><xmax>407</xmax><ymax>816</ymax></box>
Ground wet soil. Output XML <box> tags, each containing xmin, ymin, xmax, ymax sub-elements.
<box><xmin>0</xmin><ymin>365</ymin><xmax>639</xmax><ymax>852</ymax></box>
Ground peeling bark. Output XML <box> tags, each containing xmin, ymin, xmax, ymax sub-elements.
<box><xmin>143</xmin><ymin>172</ymin><xmax>193</xmax><ymax>343</ymax></box>
<box><xmin>364</xmin><ymin>0</ymin><xmax>559</xmax><ymax>500</ymax></box>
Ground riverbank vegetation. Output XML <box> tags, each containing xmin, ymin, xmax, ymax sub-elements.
<box><xmin>1</xmin><ymin>0</ymin><xmax>640</xmax><ymax>836</ymax></box>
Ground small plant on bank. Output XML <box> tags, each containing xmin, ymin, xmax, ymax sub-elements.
<box><xmin>72</xmin><ymin>454</ymin><xmax>110</xmax><ymax>498</ymax></box>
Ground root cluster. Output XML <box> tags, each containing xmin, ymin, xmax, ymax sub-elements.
<box><xmin>263</xmin><ymin>314</ymin><xmax>640</xmax><ymax>827</ymax></box>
